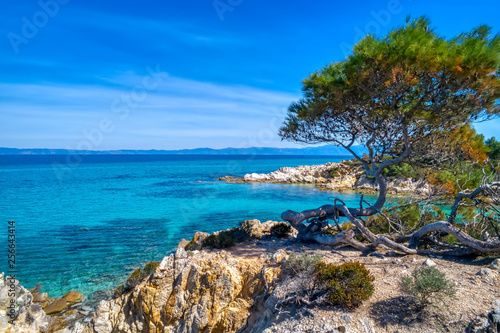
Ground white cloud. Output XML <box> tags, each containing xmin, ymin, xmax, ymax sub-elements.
<box><xmin>0</xmin><ymin>73</ymin><xmax>299</xmax><ymax>149</ymax></box>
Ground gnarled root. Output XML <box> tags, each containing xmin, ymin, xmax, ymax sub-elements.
<box><xmin>283</xmin><ymin>205</ymin><xmax>500</xmax><ymax>256</ymax></box>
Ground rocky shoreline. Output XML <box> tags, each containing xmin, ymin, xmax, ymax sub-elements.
<box><xmin>3</xmin><ymin>220</ymin><xmax>500</xmax><ymax>332</ymax></box>
<box><xmin>219</xmin><ymin>161</ymin><xmax>435</xmax><ymax>196</ymax></box>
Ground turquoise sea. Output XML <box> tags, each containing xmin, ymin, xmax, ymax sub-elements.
<box><xmin>0</xmin><ymin>155</ymin><xmax>375</xmax><ymax>299</ymax></box>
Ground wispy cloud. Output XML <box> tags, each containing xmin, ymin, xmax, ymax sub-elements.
<box><xmin>0</xmin><ymin>72</ymin><xmax>298</xmax><ymax>149</ymax></box>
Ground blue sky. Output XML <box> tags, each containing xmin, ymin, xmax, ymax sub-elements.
<box><xmin>1</xmin><ymin>0</ymin><xmax>499</xmax><ymax>150</ymax></box>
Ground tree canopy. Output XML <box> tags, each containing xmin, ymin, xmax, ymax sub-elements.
<box><xmin>279</xmin><ymin>17</ymin><xmax>500</xmax><ymax>257</ymax></box>
<box><xmin>280</xmin><ymin>17</ymin><xmax>500</xmax><ymax>175</ymax></box>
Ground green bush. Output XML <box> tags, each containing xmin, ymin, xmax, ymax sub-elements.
<box><xmin>328</xmin><ymin>167</ymin><xmax>340</xmax><ymax>177</ymax></box>
<box><xmin>270</xmin><ymin>223</ymin><xmax>292</xmax><ymax>238</ymax></box>
<box><xmin>125</xmin><ymin>261</ymin><xmax>160</xmax><ymax>291</ymax></box>
<box><xmin>314</xmin><ymin>261</ymin><xmax>374</xmax><ymax>308</ymax></box>
<box><xmin>113</xmin><ymin>284</ymin><xmax>124</xmax><ymax>298</ymax></box>
<box><xmin>202</xmin><ymin>228</ymin><xmax>246</xmax><ymax>249</ymax></box>
<box><xmin>282</xmin><ymin>252</ymin><xmax>323</xmax><ymax>278</ymax></box>
<box><xmin>400</xmin><ymin>266</ymin><xmax>456</xmax><ymax>308</ymax></box>
<box><xmin>143</xmin><ymin>261</ymin><xmax>160</xmax><ymax>275</ymax></box>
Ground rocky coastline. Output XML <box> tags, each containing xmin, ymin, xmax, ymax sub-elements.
<box><xmin>219</xmin><ymin>161</ymin><xmax>435</xmax><ymax>197</ymax></box>
<box><xmin>2</xmin><ymin>219</ymin><xmax>500</xmax><ymax>333</ymax></box>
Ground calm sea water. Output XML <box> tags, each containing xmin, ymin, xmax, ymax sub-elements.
<box><xmin>0</xmin><ymin>155</ymin><xmax>374</xmax><ymax>298</ymax></box>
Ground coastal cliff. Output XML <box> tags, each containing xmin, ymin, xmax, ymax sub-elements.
<box><xmin>73</xmin><ymin>227</ymin><xmax>499</xmax><ymax>333</ymax></box>
<box><xmin>221</xmin><ymin>161</ymin><xmax>434</xmax><ymax>196</ymax></box>
<box><xmin>78</xmin><ymin>247</ymin><xmax>279</xmax><ymax>333</ymax></box>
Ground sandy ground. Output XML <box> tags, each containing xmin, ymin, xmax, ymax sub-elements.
<box><xmin>227</xmin><ymin>239</ymin><xmax>500</xmax><ymax>332</ymax></box>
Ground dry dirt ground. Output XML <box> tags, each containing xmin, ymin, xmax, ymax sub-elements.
<box><xmin>227</xmin><ymin>239</ymin><xmax>500</xmax><ymax>332</ymax></box>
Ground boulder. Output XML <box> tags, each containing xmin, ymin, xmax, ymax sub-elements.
<box><xmin>423</xmin><ymin>259</ymin><xmax>436</xmax><ymax>267</ymax></box>
<box><xmin>44</xmin><ymin>298</ymin><xmax>68</xmax><ymax>315</ymax></box>
<box><xmin>488</xmin><ymin>258</ymin><xmax>500</xmax><ymax>270</ymax></box>
<box><xmin>476</xmin><ymin>268</ymin><xmax>499</xmax><ymax>280</ymax></box>
<box><xmin>0</xmin><ymin>273</ymin><xmax>51</xmax><ymax>332</ymax></box>
<box><xmin>64</xmin><ymin>290</ymin><xmax>84</xmax><ymax>303</ymax></box>
<box><xmin>177</xmin><ymin>238</ymin><xmax>190</xmax><ymax>249</ymax></box>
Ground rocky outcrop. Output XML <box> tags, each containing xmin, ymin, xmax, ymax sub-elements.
<box><xmin>467</xmin><ymin>301</ymin><xmax>500</xmax><ymax>333</ymax></box>
<box><xmin>227</xmin><ymin>161</ymin><xmax>434</xmax><ymax>196</ymax></box>
<box><xmin>80</xmin><ymin>248</ymin><xmax>278</xmax><ymax>333</ymax></box>
<box><xmin>240</xmin><ymin>219</ymin><xmax>296</xmax><ymax>239</ymax></box>
<box><xmin>0</xmin><ymin>273</ymin><xmax>51</xmax><ymax>333</ymax></box>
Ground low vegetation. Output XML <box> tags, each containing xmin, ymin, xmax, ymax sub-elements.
<box><xmin>270</xmin><ymin>223</ymin><xmax>292</xmax><ymax>238</ymax></box>
<box><xmin>276</xmin><ymin>253</ymin><xmax>375</xmax><ymax>310</ymax></box>
<box><xmin>202</xmin><ymin>227</ymin><xmax>247</xmax><ymax>249</ymax></box>
<box><xmin>400</xmin><ymin>266</ymin><xmax>456</xmax><ymax>309</ymax></box>
<box><xmin>315</xmin><ymin>261</ymin><xmax>375</xmax><ymax>309</ymax></box>
<box><xmin>114</xmin><ymin>261</ymin><xmax>160</xmax><ymax>297</ymax></box>
<box><xmin>281</xmin><ymin>252</ymin><xmax>323</xmax><ymax>277</ymax></box>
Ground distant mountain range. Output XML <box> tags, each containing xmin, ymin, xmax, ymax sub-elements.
<box><xmin>0</xmin><ymin>145</ymin><xmax>366</xmax><ymax>156</ymax></box>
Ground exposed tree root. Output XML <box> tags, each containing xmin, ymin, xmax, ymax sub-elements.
<box><xmin>282</xmin><ymin>203</ymin><xmax>500</xmax><ymax>257</ymax></box>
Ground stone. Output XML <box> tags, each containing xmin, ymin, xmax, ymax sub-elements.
<box><xmin>177</xmin><ymin>238</ymin><xmax>190</xmax><ymax>248</ymax></box>
<box><xmin>192</xmin><ymin>231</ymin><xmax>210</xmax><ymax>243</ymax></box>
<box><xmin>33</xmin><ymin>292</ymin><xmax>49</xmax><ymax>303</ymax></box>
<box><xmin>175</xmin><ymin>247</ymin><xmax>187</xmax><ymax>259</ymax></box>
<box><xmin>476</xmin><ymin>268</ymin><xmax>497</xmax><ymax>279</ymax></box>
<box><xmin>0</xmin><ymin>273</ymin><xmax>51</xmax><ymax>332</ymax></box>
<box><xmin>231</xmin><ymin>161</ymin><xmax>435</xmax><ymax>196</ymax></box>
<box><xmin>63</xmin><ymin>290</ymin><xmax>84</xmax><ymax>303</ymax></box>
<box><xmin>79</xmin><ymin>251</ymin><xmax>275</xmax><ymax>333</ymax></box>
<box><xmin>488</xmin><ymin>258</ymin><xmax>500</xmax><ymax>270</ymax></box>
<box><xmin>340</xmin><ymin>314</ymin><xmax>351</xmax><ymax>323</ymax></box>
<box><xmin>423</xmin><ymin>259</ymin><xmax>436</xmax><ymax>267</ymax></box>
<box><xmin>183</xmin><ymin>231</ymin><xmax>211</xmax><ymax>251</ymax></box>
<box><xmin>467</xmin><ymin>315</ymin><xmax>490</xmax><ymax>332</ymax></box>
<box><xmin>269</xmin><ymin>249</ymin><xmax>288</xmax><ymax>263</ymax></box>
<box><xmin>44</xmin><ymin>297</ymin><xmax>68</xmax><ymax>315</ymax></box>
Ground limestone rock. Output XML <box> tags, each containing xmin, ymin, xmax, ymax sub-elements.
<box><xmin>241</xmin><ymin>219</ymin><xmax>293</xmax><ymax>239</ymax></box>
<box><xmin>488</xmin><ymin>258</ymin><xmax>500</xmax><ymax>270</ymax></box>
<box><xmin>423</xmin><ymin>259</ymin><xmax>436</xmax><ymax>267</ymax></box>
<box><xmin>0</xmin><ymin>272</ymin><xmax>51</xmax><ymax>333</ymax></box>
<box><xmin>44</xmin><ymin>297</ymin><xmax>68</xmax><ymax>315</ymax></box>
<box><xmin>64</xmin><ymin>290</ymin><xmax>84</xmax><ymax>303</ymax></box>
<box><xmin>192</xmin><ymin>231</ymin><xmax>210</xmax><ymax>243</ymax></box>
<box><xmin>476</xmin><ymin>268</ymin><xmax>498</xmax><ymax>280</ymax></box>
<box><xmin>80</xmin><ymin>251</ymin><xmax>276</xmax><ymax>333</ymax></box>
<box><xmin>184</xmin><ymin>231</ymin><xmax>210</xmax><ymax>250</ymax></box>
<box><xmin>467</xmin><ymin>316</ymin><xmax>490</xmax><ymax>333</ymax></box>
<box><xmin>234</xmin><ymin>161</ymin><xmax>435</xmax><ymax>196</ymax></box>
<box><xmin>177</xmin><ymin>238</ymin><xmax>190</xmax><ymax>249</ymax></box>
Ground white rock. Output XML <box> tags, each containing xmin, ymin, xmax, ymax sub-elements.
<box><xmin>488</xmin><ymin>258</ymin><xmax>500</xmax><ymax>270</ymax></box>
<box><xmin>423</xmin><ymin>259</ymin><xmax>437</xmax><ymax>267</ymax></box>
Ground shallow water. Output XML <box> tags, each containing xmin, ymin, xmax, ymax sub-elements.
<box><xmin>0</xmin><ymin>155</ymin><xmax>376</xmax><ymax>297</ymax></box>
